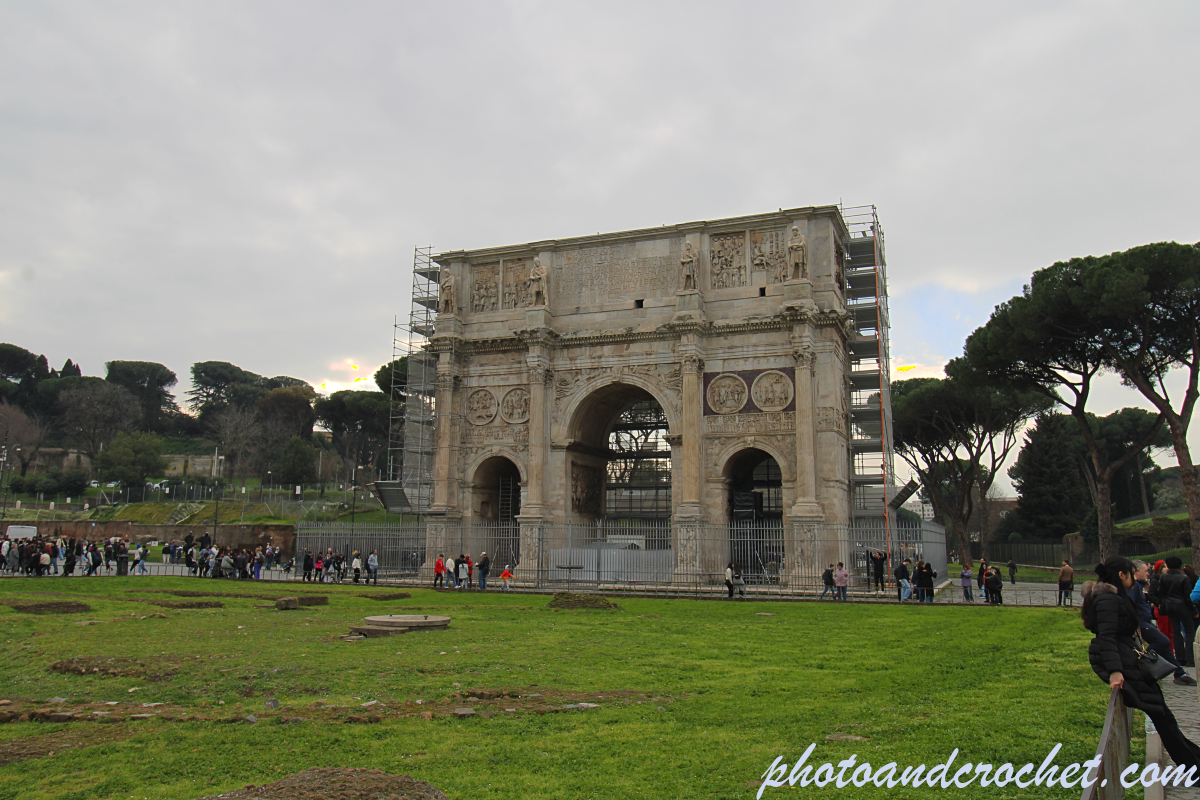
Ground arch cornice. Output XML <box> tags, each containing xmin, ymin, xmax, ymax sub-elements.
<box><xmin>710</xmin><ymin>437</ymin><xmax>795</xmax><ymax>484</ymax></box>
<box><xmin>556</xmin><ymin>373</ymin><xmax>681</xmax><ymax>443</ymax></box>
<box><xmin>464</xmin><ymin>449</ymin><xmax>528</xmax><ymax>486</ymax></box>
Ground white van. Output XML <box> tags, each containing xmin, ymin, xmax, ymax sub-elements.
<box><xmin>5</xmin><ymin>525</ymin><xmax>37</xmax><ymax>541</ymax></box>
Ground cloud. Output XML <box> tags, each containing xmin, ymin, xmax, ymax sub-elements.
<box><xmin>0</xmin><ymin>0</ymin><xmax>1197</xmax><ymax>430</ymax></box>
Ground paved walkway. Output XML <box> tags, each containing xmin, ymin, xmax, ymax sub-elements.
<box><xmin>1162</xmin><ymin>666</ymin><xmax>1200</xmax><ymax>799</ymax></box>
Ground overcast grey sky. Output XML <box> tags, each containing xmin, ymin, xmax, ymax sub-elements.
<box><xmin>2</xmin><ymin>1</ymin><xmax>1198</xmax><ymax>482</ymax></box>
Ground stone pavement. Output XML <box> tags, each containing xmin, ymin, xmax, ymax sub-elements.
<box><xmin>1162</xmin><ymin>665</ymin><xmax>1200</xmax><ymax>799</ymax></box>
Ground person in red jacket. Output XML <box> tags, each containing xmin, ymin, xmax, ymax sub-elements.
<box><xmin>433</xmin><ymin>553</ymin><xmax>445</xmax><ymax>589</ymax></box>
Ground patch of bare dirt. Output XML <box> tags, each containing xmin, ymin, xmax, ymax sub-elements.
<box><xmin>199</xmin><ymin>768</ymin><xmax>448</xmax><ymax>800</ymax></box>
<box><xmin>49</xmin><ymin>656</ymin><xmax>183</xmax><ymax>680</ymax></box>
<box><xmin>126</xmin><ymin>590</ymin><xmax>292</xmax><ymax>600</ymax></box>
<box><xmin>3</xmin><ymin>600</ymin><xmax>92</xmax><ymax>615</ymax></box>
<box><xmin>0</xmin><ymin>726</ymin><xmax>132</xmax><ymax>766</ymax></box>
<box><xmin>546</xmin><ymin>592</ymin><xmax>620</xmax><ymax>610</ymax></box>
<box><xmin>147</xmin><ymin>599</ymin><xmax>224</xmax><ymax>609</ymax></box>
<box><xmin>359</xmin><ymin>593</ymin><xmax>412</xmax><ymax>601</ymax></box>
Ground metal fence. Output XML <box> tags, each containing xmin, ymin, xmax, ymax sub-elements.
<box><xmin>291</xmin><ymin>518</ymin><xmax>947</xmax><ymax>595</ymax></box>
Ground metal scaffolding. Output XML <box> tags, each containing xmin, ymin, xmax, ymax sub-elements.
<box><xmin>840</xmin><ymin>204</ymin><xmax>896</xmax><ymax>525</ymax></box>
<box><xmin>374</xmin><ymin>246</ymin><xmax>439</xmax><ymax>514</ymax></box>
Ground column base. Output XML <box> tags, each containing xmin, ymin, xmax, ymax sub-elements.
<box><xmin>787</xmin><ymin>501</ymin><xmax>825</xmax><ymax>521</ymax></box>
<box><xmin>525</xmin><ymin>308</ymin><xmax>552</xmax><ymax>328</ymax></box>
<box><xmin>433</xmin><ymin>316</ymin><xmax>463</xmax><ymax>336</ymax></box>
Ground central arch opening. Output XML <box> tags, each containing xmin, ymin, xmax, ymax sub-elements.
<box><xmin>567</xmin><ymin>383</ymin><xmax>673</xmax><ymax>550</ymax></box>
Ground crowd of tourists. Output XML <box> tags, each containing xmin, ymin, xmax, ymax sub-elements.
<box><xmin>0</xmin><ymin>531</ymin><xmax>291</xmax><ymax>580</ymax></box>
<box><xmin>431</xmin><ymin>552</ymin><xmax>504</xmax><ymax>591</ymax></box>
<box><xmin>299</xmin><ymin>548</ymin><xmax>379</xmax><ymax>584</ymax></box>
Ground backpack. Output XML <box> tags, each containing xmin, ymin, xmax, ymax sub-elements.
<box><xmin>822</xmin><ymin>568</ymin><xmax>834</xmax><ymax>585</ymax></box>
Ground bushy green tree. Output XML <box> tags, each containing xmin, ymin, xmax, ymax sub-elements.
<box><xmin>278</xmin><ymin>436</ymin><xmax>316</xmax><ymax>486</ymax></box>
<box><xmin>93</xmin><ymin>432</ymin><xmax>167</xmax><ymax>487</ymax></box>
<box><xmin>892</xmin><ymin>369</ymin><xmax>1048</xmax><ymax>559</ymax></box>
<box><xmin>963</xmin><ymin>255</ymin><xmax>1168</xmax><ymax>559</ymax></box>
<box><xmin>313</xmin><ymin>390</ymin><xmax>390</xmax><ymax>477</ymax></box>
<box><xmin>105</xmin><ymin>361</ymin><xmax>178</xmax><ymax>431</ymax></box>
<box><xmin>1010</xmin><ymin>413</ymin><xmax>1090</xmax><ymax>538</ymax></box>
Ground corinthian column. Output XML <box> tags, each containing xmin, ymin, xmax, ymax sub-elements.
<box><xmin>524</xmin><ymin>362</ymin><xmax>550</xmax><ymax>515</ymax></box>
<box><xmin>678</xmin><ymin>354</ymin><xmax>704</xmax><ymax>516</ymax></box>
<box><xmin>789</xmin><ymin>345</ymin><xmax>823</xmax><ymax>520</ymax></box>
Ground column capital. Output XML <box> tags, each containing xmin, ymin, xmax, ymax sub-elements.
<box><xmin>681</xmin><ymin>355</ymin><xmax>705</xmax><ymax>374</ymax></box>
<box><xmin>791</xmin><ymin>347</ymin><xmax>816</xmax><ymax>371</ymax></box>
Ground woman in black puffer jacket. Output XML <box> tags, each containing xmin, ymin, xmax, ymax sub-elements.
<box><xmin>1083</xmin><ymin>557</ymin><xmax>1200</xmax><ymax>769</ymax></box>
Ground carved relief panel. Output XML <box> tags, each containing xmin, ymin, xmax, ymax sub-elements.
<box><xmin>502</xmin><ymin>258</ymin><xmax>531</xmax><ymax>309</ymax></box>
<box><xmin>571</xmin><ymin>462</ymin><xmax>604</xmax><ymax>515</ymax></box>
<box><xmin>471</xmin><ymin>263</ymin><xmax>499</xmax><ymax>313</ymax></box>
<box><xmin>709</xmin><ymin>232</ymin><xmax>747</xmax><ymax>289</ymax></box>
<box><xmin>750</xmin><ymin>229</ymin><xmax>787</xmax><ymax>284</ymax></box>
<box><xmin>703</xmin><ymin>368</ymin><xmax>796</xmax><ymax>415</ymax></box>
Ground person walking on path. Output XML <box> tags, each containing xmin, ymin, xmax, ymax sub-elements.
<box><xmin>1134</xmin><ymin>560</ymin><xmax>1197</xmax><ymax>686</ymax></box>
<box><xmin>1008</xmin><ymin>559</ymin><xmax>1018</xmax><ymax>586</ymax></box>
<box><xmin>433</xmin><ymin>553</ymin><xmax>445</xmax><ymax>588</ymax></box>
<box><xmin>870</xmin><ymin>550</ymin><xmax>887</xmax><ymax>594</ymax></box>
<box><xmin>500</xmin><ymin>564</ymin><xmax>514</xmax><ymax>591</ymax></box>
<box><xmin>303</xmin><ymin>551</ymin><xmax>314</xmax><ymax>582</ymax></box>
<box><xmin>979</xmin><ymin>558</ymin><xmax>990</xmax><ymax>603</ymax></box>
<box><xmin>477</xmin><ymin>552</ymin><xmax>490</xmax><ymax>591</ymax></box>
<box><xmin>351</xmin><ymin>552</ymin><xmax>362</xmax><ymax>584</ymax></box>
<box><xmin>960</xmin><ymin>563</ymin><xmax>974</xmax><ymax>602</ymax></box>
<box><xmin>819</xmin><ymin>564</ymin><xmax>835</xmax><ymax>600</ymax></box>
<box><xmin>1150</xmin><ymin>560</ymin><xmax>1175</xmax><ymax>648</ymax></box>
<box><xmin>445</xmin><ymin>555</ymin><xmax>456</xmax><ymax>588</ymax></box>
<box><xmin>833</xmin><ymin>562</ymin><xmax>849</xmax><ymax>601</ymax></box>
<box><xmin>894</xmin><ymin>558</ymin><xmax>911</xmax><ymax>602</ymax></box>
<box><xmin>1083</xmin><ymin>557</ymin><xmax>1200</xmax><ymax>771</ymax></box>
<box><xmin>367</xmin><ymin>550</ymin><xmax>379</xmax><ymax>585</ymax></box>
<box><xmin>1156</xmin><ymin>554</ymin><xmax>1195</xmax><ymax>666</ymax></box>
<box><xmin>1161</xmin><ymin>556</ymin><xmax>1197</xmax><ymax>667</ymax></box>
<box><xmin>1058</xmin><ymin>560</ymin><xmax>1075</xmax><ymax>606</ymax></box>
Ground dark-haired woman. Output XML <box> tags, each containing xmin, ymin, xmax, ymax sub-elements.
<box><xmin>1083</xmin><ymin>558</ymin><xmax>1200</xmax><ymax>769</ymax></box>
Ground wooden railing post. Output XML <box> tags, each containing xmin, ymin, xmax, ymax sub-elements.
<box><xmin>1081</xmin><ymin>688</ymin><xmax>1133</xmax><ymax>800</ymax></box>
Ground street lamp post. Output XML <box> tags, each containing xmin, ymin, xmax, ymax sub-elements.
<box><xmin>350</xmin><ymin>465</ymin><xmax>364</xmax><ymax>531</ymax></box>
<box><xmin>212</xmin><ymin>449</ymin><xmax>223</xmax><ymax>550</ymax></box>
<box><xmin>0</xmin><ymin>410</ymin><xmax>10</xmax><ymax>529</ymax></box>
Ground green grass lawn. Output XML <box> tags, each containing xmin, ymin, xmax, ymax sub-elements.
<box><xmin>0</xmin><ymin>577</ymin><xmax>1130</xmax><ymax>799</ymax></box>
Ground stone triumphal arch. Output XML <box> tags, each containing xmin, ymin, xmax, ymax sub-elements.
<box><xmin>420</xmin><ymin>206</ymin><xmax>871</xmax><ymax>580</ymax></box>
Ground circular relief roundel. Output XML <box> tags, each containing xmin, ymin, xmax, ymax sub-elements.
<box><xmin>751</xmin><ymin>370</ymin><xmax>794</xmax><ymax>412</ymax></box>
<box><xmin>466</xmin><ymin>389</ymin><xmax>498</xmax><ymax>426</ymax></box>
<box><xmin>500</xmin><ymin>387</ymin><xmax>530</xmax><ymax>424</ymax></box>
<box><xmin>706</xmin><ymin>374</ymin><xmax>748</xmax><ymax>415</ymax></box>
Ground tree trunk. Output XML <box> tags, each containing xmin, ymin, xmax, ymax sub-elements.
<box><xmin>1166</xmin><ymin>425</ymin><xmax>1200</xmax><ymax>569</ymax></box>
<box><xmin>1094</xmin><ymin>476</ymin><xmax>1115</xmax><ymax>561</ymax></box>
